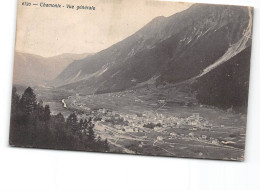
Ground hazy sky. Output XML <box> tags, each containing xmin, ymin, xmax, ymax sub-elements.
<box><xmin>16</xmin><ymin>0</ymin><xmax>192</xmax><ymax>57</ymax></box>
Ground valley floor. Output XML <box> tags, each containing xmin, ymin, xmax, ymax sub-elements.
<box><xmin>35</xmin><ymin>86</ymin><xmax>247</xmax><ymax>161</ymax></box>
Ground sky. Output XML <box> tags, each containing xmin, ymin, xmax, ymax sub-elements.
<box><xmin>15</xmin><ymin>0</ymin><xmax>192</xmax><ymax>57</ymax></box>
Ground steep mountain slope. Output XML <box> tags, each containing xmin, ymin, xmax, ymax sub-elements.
<box><xmin>191</xmin><ymin>46</ymin><xmax>251</xmax><ymax>112</ymax></box>
<box><xmin>53</xmin><ymin>4</ymin><xmax>253</xmax><ymax>96</ymax></box>
<box><xmin>13</xmin><ymin>52</ymin><xmax>91</xmax><ymax>86</ymax></box>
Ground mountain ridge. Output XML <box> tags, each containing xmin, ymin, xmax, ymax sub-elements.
<box><xmin>13</xmin><ymin>52</ymin><xmax>92</xmax><ymax>86</ymax></box>
<box><xmin>51</xmin><ymin>3</ymin><xmax>253</xmax><ymax>111</ymax></box>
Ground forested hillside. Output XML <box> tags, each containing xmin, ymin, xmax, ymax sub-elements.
<box><xmin>9</xmin><ymin>87</ymin><xmax>109</xmax><ymax>152</ymax></box>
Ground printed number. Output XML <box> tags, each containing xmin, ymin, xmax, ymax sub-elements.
<box><xmin>22</xmin><ymin>2</ymin><xmax>31</xmax><ymax>6</ymax></box>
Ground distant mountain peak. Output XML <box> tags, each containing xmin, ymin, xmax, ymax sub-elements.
<box><xmin>13</xmin><ymin>52</ymin><xmax>92</xmax><ymax>86</ymax></box>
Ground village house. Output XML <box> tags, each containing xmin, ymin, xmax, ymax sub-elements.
<box><xmin>157</xmin><ymin>136</ymin><xmax>164</xmax><ymax>141</ymax></box>
<box><xmin>170</xmin><ymin>132</ymin><xmax>177</xmax><ymax>138</ymax></box>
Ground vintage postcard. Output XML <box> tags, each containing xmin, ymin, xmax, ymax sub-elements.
<box><xmin>10</xmin><ymin>0</ymin><xmax>254</xmax><ymax>161</ymax></box>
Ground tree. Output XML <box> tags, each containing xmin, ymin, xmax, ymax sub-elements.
<box><xmin>97</xmin><ymin>136</ymin><xmax>102</xmax><ymax>143</ymax></box>
<box><xmin>20</xmin><ymin>87</ymin><xmax>37</xmax><ymax>114</ymax></box>
<box><xmin>11</xmin><ymin>87</ymin><xmax>20</xmax><ymax>112</ymax></box>
<box><xmin>66</xmin><ymin>113</ymin><xmax>78</xmax><ymax>133</ymax></box>
<box><xmin>43</xmin><ymin>105</ymin><xmax>51</xmax><ymax>121</ymax></box>
<box><xmin>55</xmin><ymin>113</ymin><xmax>65</xmax><ymax>123</ymax></box>
<box><xmin>10</xmin><ymin>87</ymin><xmax>20</xmax><ymax>144</ymax></box>
<box><xmin>87</xmin><ymin>126</ymin><xmax>95</xmax><ymax>142</ymax></box>
<box><xmin>53</xmin><ymin>113</ymin><xmax>65</xmax><ymax>132</ymax></box>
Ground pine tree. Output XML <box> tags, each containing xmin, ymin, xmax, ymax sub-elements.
<box><xmin>53</xmin><ymin>113</ymin><xmax>65</xmax><ymax>132</ymax></box>
<box><xmin>66</xmin><ymin>113</ymin><xmax>78</xmax><ymax>133</ymax></box>
<box><xmin>55</xmin><ymin>113</ymin><xmax>65</xmax><ymax>123</ymax></box>
<box><xmin>43</xmin><ymin>105</ymin><xmax>51</xmax><ymax>121</ymax></box>
<box><xmin>20</xmin><ymin>87</ymin><xmax>37</xmax><ymax>114</ymax></box>
<box><xmin>11</xmin><ymin>87</ymin><xmax>20</xmax><ymax>112</ymax></box>
<box><xmin>87</xmin><ymin>126</ymin><xmax>95</xmax><ymax>142</ymax></box>
<box><xmin>10</xmin><ymin>87</ymin><xmax>20</xmax><ymax>144</ymax></box>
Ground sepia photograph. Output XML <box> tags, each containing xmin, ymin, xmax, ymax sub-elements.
<box><xmin>10</xmin><ymin>0</ymin><xmax>254</xmax><ymax>161</ymax></box>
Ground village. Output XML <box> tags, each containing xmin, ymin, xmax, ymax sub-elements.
<box><xmin>34</xmin><ymin>86</ymin><xmax>245</xmax><ymax>158</ymax></box>
<box><xmin>54</xmin><ymin>89</ymin><xmax>244</xmax><ymax>156</ymax></box>
<box><xmin>74</xmin><ymin>106</ymin><xmax>231</xmax><ymax>149</ymax></box>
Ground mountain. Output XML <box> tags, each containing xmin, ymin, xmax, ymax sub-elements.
<box><xmin>13</xmin><ymin>52</ymin><xmax>91</xmax><ymax>86</ymax></box>
<box><xmin>53</xmin><ymin>3</ymin><xmax>253</xmax><ymax>102</ymax></box>
<box><xmin>191</xmin><ymin>46</ymin><xmax>251</xmax><ymax>112</ymax></box>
